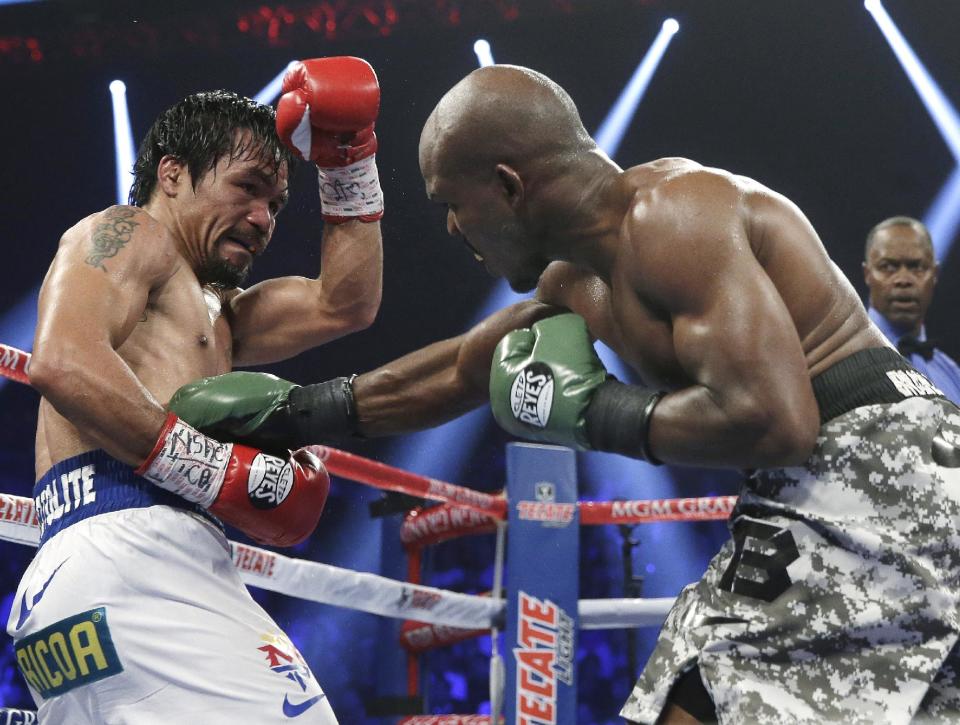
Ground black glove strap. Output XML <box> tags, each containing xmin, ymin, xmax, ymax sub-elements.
<box><xmin>285</xmin><ymin>376</ymin><xmax>359</xmax><ymax>446</ymax></box>
<box><xmin>584</xmin><ymin>380</ymin><xmax>665</xmax><ymax>464</ymax></box>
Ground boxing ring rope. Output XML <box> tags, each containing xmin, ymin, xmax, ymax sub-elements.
<box><xmin>0</xmin><ymin>343</ymin><xmax>29</xmax><ymax>386</ymax></box>
<box><xmin>397</xmin><ymin>493</ymin><xmax>738</xmax><ymax>546</ymax></box>
<box><xmin>397</xmin><ymin>717</ymin><xmax>497</xmax><ymax>725</ymax></box>
<box><xmin>0</xmin><ymin>490</ymin><xmax>677</xmax><ymax>630</ymax></box>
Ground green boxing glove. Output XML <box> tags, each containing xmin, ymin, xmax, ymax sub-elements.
<box><xmin>490</xmin><ymin>313</ymin><xmax>608</xmax><ymax>449</ymax></box>
<box><xmin>168</xmin><ymin>371</ymin><xmax>358</xmax><ymax>453</ymax></box>
<box><xmin>490</xmin><ymin>313</ymin><xmax>665</xmax><ymax>461</ymax></box>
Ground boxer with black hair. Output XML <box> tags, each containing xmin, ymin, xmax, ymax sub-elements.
<box><xmin>9</xmin><ymin>58</ymin><xmax>383</xmax><ymax>723</ymax></box>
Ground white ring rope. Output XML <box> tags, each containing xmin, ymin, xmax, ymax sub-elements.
<box><xmin>1</xmin><ymin>492</ymin><xmax>673</xmax><ymax>630</ymax></box>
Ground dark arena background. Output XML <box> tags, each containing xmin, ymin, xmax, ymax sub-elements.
<box><xmin>2</xmin><ymin>1</ymin><xmax>960</xmax><ymax>723</ymax></box>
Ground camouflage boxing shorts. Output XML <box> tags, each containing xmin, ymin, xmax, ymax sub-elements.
<box><xmin>622</xmin><ymin>350</ymin><xmax>960</xmax><ymax>724</ymax></box>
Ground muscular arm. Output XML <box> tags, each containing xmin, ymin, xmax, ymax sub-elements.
<box><xmin>637</xmin><ymin>176</ymin><xmax>820</xmax><ymax>467</ymax></box>
<box><xmin>228</xmin><ymin>219</ymin><xmax>382</xmax><ymax>366</ymax></box>
<box><xmin>353</xmin><ymin>300</ymin><xmax>560</xmax><ymax>436</ymax></box>
<box><xmin>30</xmin><ymin>206</ymin><xmax>174</xmax><ymax>465</ymax></box>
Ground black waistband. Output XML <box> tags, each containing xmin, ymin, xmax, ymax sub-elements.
<box><xmin>812</xmin><ymin>347</ymin><xmax>946</xmax><ymax>424</ymax></box>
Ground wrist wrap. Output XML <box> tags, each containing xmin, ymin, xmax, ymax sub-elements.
<box><xmin>584</xmin><ymin>380</ymin><xmax>665</xmax><ymax>464</ymax></box>
<box><xmin>317</xmin><ymin>156</ymin><xmax>383</xmax><ymax>221</ymax></box>
<box><xmin>135</xmin><ymin>413</ymin><xmax>230</xmax><ymax>507</ymax></box>
<box><xmin>284</xmin><ymin>376</ymin><xmax>359</xmax><ymax>446</ymax></box>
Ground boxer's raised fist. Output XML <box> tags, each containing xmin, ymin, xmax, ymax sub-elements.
<box><xmin>276</xmin><ymin>57</ymin><xmax>380</xmax><ymax>167</ymax></box>
<box><xmin>277</xmin><ymin>57</ymin><xmax>384</xmax><ymax>223</ymax></box>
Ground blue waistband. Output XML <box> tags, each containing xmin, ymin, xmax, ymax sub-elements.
<box><xmin>33</xmin><ymin>450</ymin><xmax>220</xmax><ymax>547</ymax></box>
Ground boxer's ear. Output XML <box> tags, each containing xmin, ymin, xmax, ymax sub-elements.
<box><xmin>495</xmin><ymin>164</ymin><xmax>524</xmax><ymax>209</ymax></box>
<box><xmin>157</xmin><ymin>156</ymin><xmax>187</xmax><ymax>198</ymax></box>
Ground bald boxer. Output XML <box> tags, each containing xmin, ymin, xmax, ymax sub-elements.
<box><xmin>7</xmin><ymin>59</ymin><xmax>384</xmax><ymax>724</ymax></box>
<box><xmin>170</xmin><ymin>66</ymin><xmax>960</xmax><ymax>723</ymax></box>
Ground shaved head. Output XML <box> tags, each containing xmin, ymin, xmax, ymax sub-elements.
<box><xmin>419</xmin><ymin>66</ymin><xmax>604</xmax><ymax>292</ymax></box>
<box><xmin>419</xmin><ymin>65</ymin><xmax>594</xmax><ymax>181</ymax></box>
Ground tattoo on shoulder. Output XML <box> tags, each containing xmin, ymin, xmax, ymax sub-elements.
<box><xmin>85</xmin><ymin>206</ymin><xmax>139</xmax><ymax>272</ymax></box>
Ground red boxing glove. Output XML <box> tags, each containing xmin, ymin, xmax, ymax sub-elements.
<box><xmin>277</xmin><ymin>56</ymin><xmax>384</xmax><ymax>223</ymax></box>
<box><xmin>277</xmin><ymin>57</ymin><xmax>379</xmax><ymax>166</ymax></box>
<box><xmin>210</xmin><ymin>444</ymin><xmax>329</xmax><ymax>548</ymax></box>
<box><xmin>136</xmin><ymin>414</ymin><xmax>329</xmax><ymax>547</ymax></box>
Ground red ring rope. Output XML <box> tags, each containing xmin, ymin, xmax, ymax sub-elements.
<box><xmin>0</xmin><ymin>343</ymin><xmax>29</xmax><ymax>385</ymax></box>
<box><xmin>399</xmin><ymin>494</ymin><xmax>738</xmax><ymax>552</ymax></box>
<box><xmin>578</xmin><ymin>496</ymin><xmax>737</xmax><ymax>525</ymax></box>
<box><xmin>312</xmin><ymin>445</ymin><xmax>506</xmax><ymax>519</ymax></box>
<box><xmin>398</xmin><ymin>717</ymin><xmax>495</xmax><ymax>725</ymax></box>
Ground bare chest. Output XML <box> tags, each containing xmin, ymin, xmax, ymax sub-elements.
<box><xmin>117</xmin><ymin>279</ymin><xmax>232</xmax><ymax>404</ymax></box>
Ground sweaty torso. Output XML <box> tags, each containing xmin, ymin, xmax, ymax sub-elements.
<box><xmin>538</xmin><ymin>158</ymin><xmax>888</xmax><ymax>389</ymax></box>
<box><xmin>34</xmin><ymin>213</ymin><xmax>234</xmax><ymax>478</ymax></box>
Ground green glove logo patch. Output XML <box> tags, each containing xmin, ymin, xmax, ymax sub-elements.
<box><xmin>510</xmin><ymin>363</ymin><xmax>555</xmax><ymax>428</ymax></box>
<box><xmin>247</xmin><ymin>454</ymin><xmax>294</xmax><ymax>509</ymax></box>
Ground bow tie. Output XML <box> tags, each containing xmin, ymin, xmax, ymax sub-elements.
<box><xmin>897</xmin><ymin>336</ymin><xmax>936</xmax><ymax>361</ymax></box>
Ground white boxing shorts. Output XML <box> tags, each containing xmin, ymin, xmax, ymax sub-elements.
<box><xmin>6</xmin><ymin>449</ymin><xmax>337</xmax><ymax>724</ymax></box>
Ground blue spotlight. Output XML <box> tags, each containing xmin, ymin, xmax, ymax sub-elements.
<box><xmin>594</xmin><ymin>18</ymin><xmax>680</xmax><ymax>157</ymax></box>
<box><xmin>384</xmin><ymin>286</ymin><xmax>528</xmax><ymax>482</ymax></box>
<box><xmin>253</xmin><ymin>61</ymin><xmax>300</xmax><ymax>105</ymax></box>
<box><xmin>109</xmin><ymin>80</ymin><xmax>136</xmax><ymax>205</ymax></box>
<box><xmin>865</xmin><ymin>0</ymin><xmax>960</xmax><ymax>162</ymax></box>
<box><xmin>924</xmin><ymin>165</ymin><xmax>960</xmax><ymax>262</ymax></box>
<box><xmin>0</xmin><ymin>284</ymin><xmax>40</xmax><ymax>393</ymax></box>
<box><xmin>867</xmin><ymin>0</ymin><xmax>960</xmax><ymax>257</ymax></box>
<box><xmin>473</xmin><ymin>39</ymin><xmax>495</xmax><ymax>68</ymax></box>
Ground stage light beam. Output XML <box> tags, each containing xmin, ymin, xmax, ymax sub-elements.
<box><xmin>867</xmin><ymin>0</ymin><xmax>960</xmax><ymax>258</ymax></box>
<box><xmin>594</xmin><ymin>18</ymin><xmax>680</xmax><ymax>157</ymax></box>
<box><xmin>924</xmin><ymin>165</ymin><xmax>960</xmax><ymax>263</ymax></box>
<box><xmin>0</xmin><ymin>284</ymin><xmax>40</xmax><ymax>393</ymax></box>
<box><xmin>109</xmin><ymin>80</ymin><xmax>136</xmax><ymax>205</ymax></box>
<box><xmin>473</xmin><ymin>39</ymin><xmax>495</xmax><ymax>67</ymax></box>
<box><xmin>865</xmin><ymin>0</ymin><xmax>960</xmax><ymax>162</ymax></box>
<box><xmin>253</xmin><ymin>61</ymin><xmax>301</xmax><ymax>105</ymax></box>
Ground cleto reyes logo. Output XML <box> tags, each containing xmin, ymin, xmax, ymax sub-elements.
<box><xmin>511</xmin><ymin>363</ymin><xmax>554</xmax><ymax>428</ymax></box>
<box><xmin>247</xmin><ymin>454</ymin><xmax>294</xmax><ymax>510</ymax></box>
